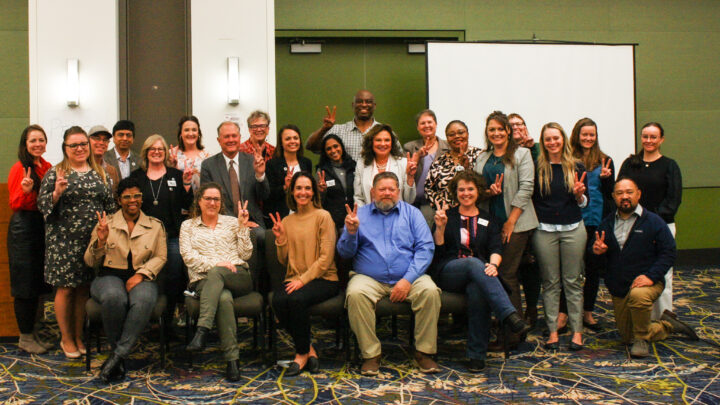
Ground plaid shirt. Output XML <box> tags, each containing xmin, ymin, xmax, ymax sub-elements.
<box><xmin>239</xmin><ymin>139</ymin><xmax>275</xmax><ymax>163</ymax></box>
<box><xmin>324</xmin><ymin>119</ymin><xmax>380</xmax><ymax>162</ymax></box>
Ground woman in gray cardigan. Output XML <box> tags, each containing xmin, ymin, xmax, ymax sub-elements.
<box><xmin>474</xmin><ymin>111</ymin><xmax>538</xmax><ymax>337</ymax></box>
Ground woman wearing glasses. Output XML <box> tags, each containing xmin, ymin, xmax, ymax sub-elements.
<box><xmin>239</xmin><ymin>110</ymin><xmax>275</xmax><ymax>163</ymax></box>
<box><xmin>38</xmin><ymin>126</ymin><xmax>116</xmax><ymax>358</ymax></box>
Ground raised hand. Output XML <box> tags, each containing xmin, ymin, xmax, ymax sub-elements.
<box><xmin>20</xmin><ymin>167</ymin><xmax>34</xmax><ymax>194</ymax></box>
<box><xmin>489</xmin><ymin>173</ymin><xmax>504</xmax><ymax>196</ymax></box>
<box><xmin>573</xmin><ymin>172</ymin><xmax>587</xmax><ymax>199</ymax></box>
<box><xmin>53</xmin><ymin>168</ymin><xmax>69</xmax><ymax>200</ymax></box>
<box><xmin>283</xmin><ymin>166</ymin><xmax>296</xmax><ymax>191</ymax></box>
<box><xmin>600</xmin><ymin>158</ymin><xmax>613</xmax><ymax>179</ymax></box>
<box><xmin>322</xmin><ymin>105</ymin><xmax>337</xmax><ymax>130</ymax></box>
<box><xmin>592</xmin><ymin>231</ymin><xmax>608</xmax><ymax>255</ymax></box>
<box><xmin>168</xmin><ymin>145</ymin><xmax>179</xmax><ymax>168</ymax></box>
<box><xmin>237</xmin><ymin>200</ymin><xmax>250</xmax><ymax>227</ymax></box>
<box><xmin>434</xmin><ymin>202</ymin><xmax>448</xmax><ymax>229</ymax></box>
<box><xmin>317</xmin><ymin>170</ymin><xmax>327</xmax><ymax>193</ymax></box>
<box><xmin>344</xmin><ymin>203</ymin><xmax>359</xmax><ymax>235</ymax></box>
<box><xmin>269</xmin><ymin>212</ymin><xmax>287</xmax><ymax>244</ymax></box>
<box><xmin>96</xmin><ymin>211</ymin><xmax>109</xmax><ymax>244</ymax></box>
<box><xmin>405</xmin><ymin>152</ymin><xmax>418</xmax><ymax>185</ymax></box>
<box><xmin>253</xmin><ymin>149</ymin><xmax>266</xmax><ymax>177</ymax></box>
<box><xmin>182</xmin><ymin>161</ymin><xmax>194</xmax><ymax>186</ymax></box>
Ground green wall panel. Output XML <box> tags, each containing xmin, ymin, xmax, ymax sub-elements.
<box><xmin>675</xmin><ymin>188</ymin><xmax>720</xmax><ymax>250</ymax></box>
<box><xmin>0</xmin><ymin>0</ymin><xmax>28</xmax><ymax>30</ymax></box>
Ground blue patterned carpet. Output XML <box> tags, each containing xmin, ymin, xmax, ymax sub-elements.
<box><xmin>1</xmin><ymin>266</ymin><xmax>719</xmax><ymax>404</ymax></box>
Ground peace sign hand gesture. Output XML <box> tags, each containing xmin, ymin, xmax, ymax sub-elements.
<box><xmin>405</xmin><ymin>152</ymin><xmax>418</xmax><ymax>186</ymax></box>
<box><xmin>168</xmin><ymin>145</ymin><xmax>179</xmax><ymax>168</ymax></box>
<box><xmin>269</xmin><ymin>212</ymin><xmax>287</xmax><ymax>244</ymax></box>
<box><xmin>237</xmin><ymin>200</ymin><xmax>250</xmax><ymax>227</ymax></box>
<box><xmin>53</xmin><ymin>168</ymin><xmax>69</xmax><ymax>202</ymax></box>
<box><xmin>592</xmin><ymin>231</ymin><xmax>608</xmax><ymax>255</ymax></box>
<box><xmin>322</xmin><ymin>106</ymin><xmax>337</xmax><ymax>131</ymax></box>
<box><xmin>600</xmin><ymin>158</ymin><xmax>613</xmax><ymax>179</ymax></box>
<box><xmin>344</xmin><ymin>203</ymin><xmax>359</xmax><ymax>235</ymax></box>
<box><xmin>573</xmin><ymin>172</ymin><xmax>587</xmax><ymax>200</ymax></box>
<box><xmin>283</xmin><ymin>166</ymin><xmax>296</xmax><ymax>191</ymax></box>
<box><xmin>317</xmin><ymin>170</ymin><xmax>327</xmax><ymax>193</ymax></box>
<box><xmin>20</xmin><ymin>167</ymin><xmax>34</xmax><ymax>194</ymax></box>
<box><xmin>95</xmin><ymin>211</ymin><xmax>109</xmax><ymax>245</ymax></box>
<box><xmin>182</xmin><ymin>161</ymin><xmax>194</xmax><ymax>186</ymax></box>
<box><xmin>489</xmin><ymin>173</ymin><xmax>504</xmax><ymax>196</ymax></box>
<box><xmin>434</xmin><ymin>202</ymin><xmax>448</xmax><ymax>230</ymax></box>
<box><xmin>253</xmin><ymin>149</ymin><xmax>266</xmax><ymax>177</ymax></box>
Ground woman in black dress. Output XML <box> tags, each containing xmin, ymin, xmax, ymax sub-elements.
<box><xmin>316</xmin><ymin>134</ymin><xmax>356</xmax><ymax>230</ymax></box>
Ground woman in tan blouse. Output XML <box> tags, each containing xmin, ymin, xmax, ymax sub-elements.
<box><xmin>269</xmin><ymin>171</ymin><xmax>338</xmax><ymax>376</ymax></box>
<box><xmin>180</xmin><ymin>182</ymin><xmax>253</xmax><ymax>382</ymax></box>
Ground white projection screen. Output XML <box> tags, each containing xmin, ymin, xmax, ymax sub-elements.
<box><xmin>427</xmin><ymin>42</ymin><xmax>636</xmax><ymax>165</ymax></box>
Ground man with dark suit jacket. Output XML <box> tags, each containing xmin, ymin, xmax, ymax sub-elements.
<box><xmin>104</xmin><ymin>120</ymin><xmax>141</xmax><ymax>179</ymax></box>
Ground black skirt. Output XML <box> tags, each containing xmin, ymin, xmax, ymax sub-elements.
<box><xmin>7</xmin><ymin>210</ymin><xmax>52</xmax><ymax>298</ymax></box>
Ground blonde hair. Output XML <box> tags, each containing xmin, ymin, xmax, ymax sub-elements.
<box><xmin>140</xmin><ymin>134</ymin><xmax>171</xmax><ymax>169</ymax></box>
<box><xmin>57</xmin><ymin>126</ymin><xmax>107</xmax><ymax>185</ymax></box>
<box><xmin>537</xmin><ymin>122</ymin><xmax>577</xmax><ymax>196</ymax></box>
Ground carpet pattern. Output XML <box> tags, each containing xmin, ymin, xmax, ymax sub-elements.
<box><xmin>1</xmin><ymin>266</ymin><xmax>719</xmax><ymax>404</ymax></box>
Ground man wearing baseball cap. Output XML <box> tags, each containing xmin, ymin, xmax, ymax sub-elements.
<box><xmin>104</xmin><ymin>120</ymin><xmax>140</xmax><ymax>179</ymax></box>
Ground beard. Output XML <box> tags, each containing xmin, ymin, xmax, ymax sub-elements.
<box><xmin>376</xmin><ymin>199</ymin><xmax>398</xmax><ymax>213</ymax></box>
<box><xmin>618</xmin><ymin>200</ymin><xmax>636</xmax><ymax>214</ymax></box>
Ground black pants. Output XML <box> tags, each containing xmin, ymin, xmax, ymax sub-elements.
<box><xmin>272</xmin><ymin>279</ymin><xmax>339</xmax><ymax>354</ymax></box>
<box><xmin>518</xmin><ymin>231</ymin><xmax>541</xmax><ymax>312</ymax></box>
<box><xmin>559</xmin><ymin>225</ymin><xmax>601</xmax><ymax>313</ymax></box>
<box><xmin>14</xmin><ymin>298</ymin><xmax>38</xmax><ymax>334</ymax></box>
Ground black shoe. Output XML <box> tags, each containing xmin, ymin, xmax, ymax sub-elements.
<box><xmin>504</xmin><ymin>312</ymin><xmax>531</xmax><ymax>335</ymax></box>
<box><xmin>661</xmin><ymin>310</ymin><xmax>699</xmax><ymax>340</ymax></box>
<box><xmin>226</xmin><ymin>360</ymin><xmax>240</xmax><ymax>382</ymax></box>
<box><xmin>466</xmin><ymin>358</ymin><xmax>485</xmax><ymax>372</ymax></box>
<box><xmin>583</xmin><ymin>320</ymin><xmax>603</xmax><ymax>332</ymax></box>
<box><xmin>284</xmin><ymin>361</ymin><xmax>303</xmax><ymax>376</ymax></box>
<box><xmin>557</xmin><ymin>325</ymin><xmax>569</xmax><ymax>334</ymax></box>
<box><xmin>99</xmin><ymin>353</ymin><xmax>125</xmax><ymax>384</ymax></box>
<box><xmin>307</xmin><ymin>356</ymin><xmax>320</xmax><ymax>374</ymax></box>
<box><xmin>544</xmin><ymin>341</ymin><xmax>559</xmax><ymax>351</ymax></box>
<box><xmin>568</xmin><ymin>341</ymin><xmax>584</xmax><ymax>351</ymax></box>
<box><xmin>186</xmin><ymin>326</ymin><xmax>209</xmax><ymax>352</ymax></box>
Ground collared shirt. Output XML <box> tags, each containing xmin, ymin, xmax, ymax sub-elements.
<box><xmin>115</xmin><ymin>149</ymin><xmax>131</xmax><ymax>179</ymax></box>
<box><xmin>614</xmin><ymin>204</ymin><xmax>643</xmax><ymax>249</ymax></box>
<box><xmin>325</xmin><ymin>119</ymin><xmax>379</xmax><ymax>161</ymax></box>
<box><xmin>238</xmin><ymin>140</ymin><xmax>275</xmax><ymax>163</ymax></box>
<box><xmin>337</xmin><ymin>200</ymin><xmax>434</xmax><ymax>284</ymax></box>
<box><xmin>222</xmin><ymin>152</ymin><xmax>266</xmax><ymax>184</ymax></box>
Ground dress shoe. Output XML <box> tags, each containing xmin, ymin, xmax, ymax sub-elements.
<box><xmin>60</xmin><ymin>341</ymin><xmax>81</xmax><ymax>359</ymax></box>
<box><xmin>504</xmin><ymin>312</ymin><xmax>531</xmax><ymax>335</ymax></box>
<box><xmin>630</xmin><ymin>339</ymin><xmax>649</xmax><ymax>358</ymax></box>
<box><xmin>284</xmin><ymin>361</ymin><xmax>304</xmax><ymax>377</ymax></box>
<box><xmin>466</xmin><ymin>358</ymin><xmax>485</xmax><ymax>372</ymax></box>
<box><xmin>487</xmin><ymin>340</ymin><xmax>518</xmax><ymax>352</ymax></box>
<box><xmin>524</xmin><ymin>307</ymin><xmax>538</xmax><ymax>329</ymax></box>
<box><xmin>544</xmin><ymin>341</ymin><xmax>559</xmax><ymax>351</ymax></box>
<box><xmin>18</xmin><ymin>334</ymin><xmax>47</xmax><ymax>354</ymax></box>
<box><xmin>661</xmin><ymin>310</ymin><xmax>699</xmax><ymax>340</ymax></box>
<box><xmin>360</xmin><ymin>355</ymin><xmax>381</xmax><ymax>376</ymax></box>
<box><xmin>583</xmin><ymin>320</ymin><xmax>603</xmax><ymax>332</ymax></box>
<box><xmin>99</xmin><ymin>353</ymin><xmax>125</xmax><ymax>383</ymax></box>
<box><xmin>186</xmin><ymin>326</ymin><xmax>209</xmax><ymax>352</ymax></box>
<box><xmin>568</xmin><ymin>341</ymin><xmax>584</xmax><ymax>351</ymax></box>
<box><xmin>226</xmin><ymin>360</ymin><xmax>241</xmax><ymax>382</ymax></box>
<box><xmin>414</xmin><ymin>351</ymin><xmax>440</xmax><ymax>374</ymax></box>
<box><xmin>557</xmin><ymin>325</ymin><xmax>569</xmax><ymax>335</ymax></box>
<box><xmin>307</xmin><ymin>356</ymin><xmax>320</xmax><ymax>374</ymax></box>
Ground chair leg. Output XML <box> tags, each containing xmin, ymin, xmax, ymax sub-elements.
<box><xmin>252</xmin><ymin>316</ymin><xmax>258</xmax><ymax>350</ymax></box>
<box><xmin>84</xmin><ymin>316</ymin><xmax>92</xmax><ymax>372</ymax></box>
<box><xmin>409</xmin><ymin>313</ymin><xmax>415</xmax><ymax>347</ymax></box>
<box><xmin>159</xmin><ymin>316</ymin><xmax>166</xmax><ymax>369</ymax></box>
<box><xmin>257</xmin><ymin>313</ymin><xmax>267</xmax><ymax>364</ymax></box>
<box><xmin>187</xmin><ymin>318</ymin><xmax>194</xmax><ymax>370</ymax></box>
<box><xmin>269</xmin><ymin>308</ymin><xmax>277</xmax><ymax>364</ymax></box>
<box><xmin>392</xmin><ymin>315</ymin><xmax>398</xmax><ymax>339</ymax></box>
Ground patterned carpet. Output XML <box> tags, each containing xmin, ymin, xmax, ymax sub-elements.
<box><xmin>1</xmin><ymin>266</ymin><xmax>719</xmax><ymax>404</ymax></box>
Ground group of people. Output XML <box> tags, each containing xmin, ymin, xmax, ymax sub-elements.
<box><xmin>7</xmin><ymin>89</ymin><xmax>698</xmax><ymax>384</ymax></box>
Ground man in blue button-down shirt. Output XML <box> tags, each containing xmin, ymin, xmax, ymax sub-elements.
<box><xmin>338</xmin><ymin>172</ymin><xmax>440</xmax><ymax>375</ymax></box>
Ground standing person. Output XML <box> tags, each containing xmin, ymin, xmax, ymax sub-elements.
<box><xmin>38</xmin><ymin>126</ymin><xmax>116</xmax><ymax>358</ymax></box>
<box><xmin>591</xmin><ymin>178</ymin><xmax>697</xmax><ymax>357</ymax></box>
<box><xmin>354</xmin><ymin>124</ymin><xmax>417</xmax><ymax>206</ymax></box>
<box><xmin>269</xmin><ymin>172</ymin><xmax>339</xmax><ymax>375</ymax></box>
<box><xmin>431</xmin><ymin>171</ymin><xmax>529</xmax><ymax>371</ymax></box>
<box><xmin>618</xmin><ymin>122</ymin><xmax>681</xmax><ymax>320</ymax></box>
<box><xmin>169</xmin><ymin>115</ymin><xmax>210</xmax><ymax>192</ymax></box>
<box><xmin>508</xmin><ymin>113</ymin><xmax>539</xmax><ymax>162</ymax></box>
<box><xmin>84</xmin><ymin>177</ymin><xmax>167</xmax><ymax>383</ymax></box>
<box><xmin>7</xmin><ymin>125</ymin><xmax>54</xmax><ymax>354</ymax></box>
<box><xmin>338</xmin><ymin>172</ymin><xmax>440</xmax><ymax>376</ymax></box>
<box><xmin>305</xmin><ymin>90</ymin><xmax>381</xmax><ymax>161</ymax></box>
<box><xmin>532</xmin><ymin>122</ymin><xmax>588</xmax><ymax>351</ymax></box>
<box><xmin>239</xmin><ymin>111</ymin><xmax>275</xmax><ymax>163</ymax></box>
<box><xmin>316</xmin><ymin>135</ymin><xmax>356</xmax><ymax>230</ymax></box>
<box><xmin>404</xmin><ymin>109</ymin><xmax>450</xmax><ymax>225</ymax></box>
<box><xmin>129</xmin><ymin>135</ymin><xmax>193</xmax><ymax>329</ymax></box>
<box><xmin>474</xmin><ymin>111</ymin><xmax>538</xmax><ymax>342</ymax></box>
<box><xmin>425</xmin><ymin>120</ymin><xmax>483</xmax><ymax>211</ymax></box>
<box><xmin>88</xmin><ymin>125</ymin><xmax>120</xmax><ymax>193</ymax></box>
<box><xmin>181</xmin><ymin>184</ymin><xmax>254</xmax><ymax>382</ymax></box>
<box><xmin>265</xmin><ymin>125</ymin><xmax>312</xmax><ymax>223</ymax></box>
<box><xmin>104</xmin><ymin>120</ymin><xmax>140</xmax><ymax>179</ymax></box>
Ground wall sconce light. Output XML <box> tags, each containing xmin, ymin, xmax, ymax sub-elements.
<box><xmin>67</xmin><ymin>59</ymin><xmax>79</xmax><ymax>107</ymax></box>
<box><xmin>227</xmin><ymin>57</ymin><xmax>240</xmax><ymax>105</ymax></box>
<box><xmin>290</xmin><ymin>41</ymin><xmax>322</xmax><ymax>54</ymax></box>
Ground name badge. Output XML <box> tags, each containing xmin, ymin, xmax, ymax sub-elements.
<box><xmin>167</xmin><ymin>179</ymin><xmax>177</xmax><ymax>187</ymax></box>
<box><xmin>477</xmin><ymin>218</ymin><xmax>489</xmax><ymax>227</ymax></box>
<box><xmin>326</xmin><ymin>179</ymin><xmax>336</xmax><ymax>187</ymax></box>
<box><xmin>633</xmin><ymin>229</ymin><xmax>643</xmax><ymax>233</ymax></box>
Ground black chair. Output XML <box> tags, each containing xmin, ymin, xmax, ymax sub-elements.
<box><xmin>84</xmin><ymin>294</ymin><xmax>168</xmax><ymax>371</ymax></box>
<box><xmin>184</xmin><ymin>231</ymin><xmax>266</xmax><ymax>367</ymax></box>
<box><xmin>264</xmin><ymin>231</ymin><xmax>349</xmax><ymax>363</ymax></box>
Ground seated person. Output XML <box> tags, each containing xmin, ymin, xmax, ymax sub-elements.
<box><xmin>431</xmin><ymin>171</ymin><xmax>529</xmax><ymax>372</ymax></box>
<box><xmin>338</xmin><ymin>172</ymin><xmax>440</xmax><ymax>376</ymax></box>
<box><xmin>84</xmin><ymin>177</ymin><xmax>167</xmax><ymax>383</ymax></box>
<box><xmin>269</xmin><ymin>172</ymin><xmax>339</xmax><ymax>376</ymax></box>
<box><xmin>592</xmin><ymin>178</ymin><xmax>697</xmax><ymax>358</ymax></box>
<box><xmin>180</xmin><ymin>183</ymin><xmax>254</xmax><ymax>382</ymax></box>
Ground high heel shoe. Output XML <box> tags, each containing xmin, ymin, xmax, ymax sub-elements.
<box><xmin>60</xmin><ymin>341</ymin><xmax>80</xmax><ymax>359</ymax></box>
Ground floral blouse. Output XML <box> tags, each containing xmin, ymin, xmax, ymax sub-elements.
<box><xmin>424</xmin><ymin>146</ymin><xmax>483</xmax><ymax>210</ymax></box>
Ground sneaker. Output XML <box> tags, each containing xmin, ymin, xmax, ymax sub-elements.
<box><xmin>360</xmin><ymin>355</ymin><xmax>381</xmax><ymax>376</ymax></box>
<box><xmin>18</xmin><ymin>334</ymin><xmax>47</xmax><ymax>354</ymax></box>
<box><xmin>414</xmin><ymin>351</ymin><xmax>440</xmax><ymax>373</ymax></box>
<box><xmin>661</xmin><ymin>310</ymin><xmax>699</xmax><ymax>340</ymax></box>
<box><xmin>630</xmin><ymin>339</ymin><xmax>649</xmax><ymax>358</ymax></box>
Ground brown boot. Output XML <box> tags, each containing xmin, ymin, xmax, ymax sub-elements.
<box><xmin>360</xmin><ymin>355</ymin><xmax>381</xmax><ymax>376</ymax></box>
<box><xmin>661</xmin><ymin>310</ymin><xmax>699</xmax><ymax>340</ymax></box>
<box><xmin>414</xmin><ymin>351</ymin><xmax>439</xmax><ymax>373</ymax></box>
<box><xmin>18</xmin><ymin>333</ymin><xmax>48</xmax><ymax>354</ymax></box>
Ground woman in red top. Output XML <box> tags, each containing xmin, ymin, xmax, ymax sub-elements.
<box><xmin>7</xmin><ymin>124</ymin><xmax>53</xmax><ymax>354</ymax></box>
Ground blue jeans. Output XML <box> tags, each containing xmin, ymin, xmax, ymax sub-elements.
<box><xmin>90</xmin><ymin>276</ymin><xmax>158</xmax><ymax>358</ymax></box>
<box><xmin>437</xmin><ymin>257</ymin><xmax>516</xmax><ymax>360</ymax></box>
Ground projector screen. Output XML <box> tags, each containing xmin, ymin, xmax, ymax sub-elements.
<box><xmin>427</xmin><ymin>41</ymin><xmax>636</xmax><ymax>166</ymax></box>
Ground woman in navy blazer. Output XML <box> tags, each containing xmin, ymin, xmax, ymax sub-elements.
<box><xmin>265</xmin><ymin>124</ymin><xmax>312</xmax><ymax>225</ymax></box>
<box><xmin>316</xmin><ymin>134</ymin><xmax>356</xmax><ymax>230</ymax></box>
<box><xmin>430</xmin><ymin>170</ymin><xmax>528</xmax><ymax>372</ymax></box>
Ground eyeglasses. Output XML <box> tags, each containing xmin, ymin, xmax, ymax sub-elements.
<box><xmin>249</xmin><ymin>124</ymin><xmax>269</xmax><ymax>130</ymax></box>
<box><xmin>89</xmin><ymin>135</ymin><xmax>110</xmax><ymax>143</ymax></box>
<box><xmin>510</xmin><ymin>122</ymin><xmax>526</xmax><ymax>128</ymax></box>
<box><xmin>120</xmin><ymin>193</ymin><xmax>143</xmax><ymax>201</ymax></box>
<box><xmin>64</xmin><ymin>142</ymin><xmax>89</xmax><ymax>149</ymax></box>
<box><xmin>148</xmin><ymin>147</ymin><xmax>165</xmax><ymax>153</ymax></box>
<box><xmin>201</xmin><ymin>196</ymin><xmax>222</xmax><ymax>203</ymax></box>
<box><xmin>446</xmin><ymin>130</ymin><xmax>467</xmax><ymax>138</ymax></box>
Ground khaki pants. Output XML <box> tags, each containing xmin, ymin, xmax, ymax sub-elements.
<box><xmin>345</xmin><ymin>273</ymin><xmax>441</xmax><ymax>359</ymax></box>
<box><xmin>612</xmin><ymin>282</ymin><xmax>672</xmax><ymax>344</ymax></box>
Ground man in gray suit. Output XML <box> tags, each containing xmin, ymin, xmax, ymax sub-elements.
<box><xmin>104</xmin><ymin>120</ymin><xmax>140</xmax><ymax>179</ymax></box>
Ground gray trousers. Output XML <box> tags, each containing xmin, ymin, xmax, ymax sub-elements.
<box><xmin>195</xmin><ymin>266</ymin><xmax>252</xmax><ymax>361</ymax></box>
<box><xmin>533</xmin><ymin>224</ymin><xmax>587</xmax><ymax>333</ymax></box>
<box><xmin>90</xmin><ymin>275</ymin><xmax>158</xmax><ymax>359</ymax></box>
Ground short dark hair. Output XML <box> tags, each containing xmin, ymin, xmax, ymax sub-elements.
<box><xmin>448</xmin><ymin>170</ymin><xmax>488</xmax><ymax>205</ymax></box>
<box><xmin>113</xmin><ymin>120</ymin><xmax>135</xmax><ymax>136</ymax></box>
<box><xmin>116</xmin><ymin>176</ymin><xmax>142</xmax><ymax>199</ymax></box>
<box><xmin>614</xmin><ymin>176</ymin><xmax>639</xmax><ymax>190</ymax></box>
<box><xmin>372</xmin><ymin>171</ymin><xmax>399</xmax><ymax>188</ymax></box>
<box><xmin>318</xmin><ymin>134</ymin><xmax>351</xmax><ymax>166</ymax></box>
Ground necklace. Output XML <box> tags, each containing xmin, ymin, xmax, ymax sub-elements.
<box><xmin>149</xmin><ymin>174</ymin><xmax>164</xmax><ymax>206</ymax></box>
<box><xmin>376</xmin><ymin>160</ymin><xmax>388</xmax><ymax>171</ymax></box>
